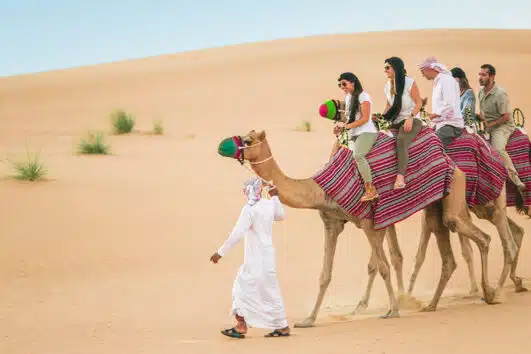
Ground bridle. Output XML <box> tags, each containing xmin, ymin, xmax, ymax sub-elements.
<box><xmin>233</xmin><ymin>135</ymin><xmax>275</xmax><ymax>187</ymax></box>
<box><xmin>236</xmin><ymin>136</ymin><xmax>273</xmax><ymax>166</ymax></box>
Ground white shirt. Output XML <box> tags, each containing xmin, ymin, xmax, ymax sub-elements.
<box><xmin>431</xmin><ymin>72</ymin><xmax>464</xmax><ymax>130</ymax></box>
<box><xmin>345</xmin><ymin>91</ymin><xmax>378</xmax><ymax>137</ymax></box>
<box><xmin>384</xmin><ymin>76</ymin><xmax>420</xmax><ymax>123</ymax></box>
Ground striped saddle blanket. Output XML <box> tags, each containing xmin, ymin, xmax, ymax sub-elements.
<box><xmin>312</xmin><ymin>127</ymin><xmax>456</xmax><ymax>230</ymax></box>
<box><xmin>482</xmin><ymin>128</ymin><xmax>531</xmax><ymax>208</ymax></box>
<box><xmin>446</xmin><ymin>131</ymin><xmax>507</xmax><ymax>208</ymax></box>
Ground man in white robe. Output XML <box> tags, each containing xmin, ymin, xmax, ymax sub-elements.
<box><xmin>210</xmin><ymin>177</ymin><xmax>290</xmax><ymax>339</ymax></box>
<box><xmin>418</xmin><ymin>56</ymin><xmax>465</xmax><ymax>148</ymax></box>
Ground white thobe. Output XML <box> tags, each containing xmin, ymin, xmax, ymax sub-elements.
<box><xmin>217</xmin><ymin>196</ymin><xmax>288</xmax><ymax>329</ymax></box>
<box><xmin>431</xmin><ymin>72</ymin><xmax>464</xmax><ymax>131</ymax></box>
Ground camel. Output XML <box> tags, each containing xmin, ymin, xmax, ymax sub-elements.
<box><xmin>402</xmin><ymin>115</ymin><xmax>530</xmax><ymax>300</ymax></box>
<box><xmin>350</xmin><ymin>192</ymin><xmax>526</xmax><ymax>318</ymax></box>
<box><xmin>217</xmin><ymin>129</ymin><xmax>505</xmax><ymax>328</ymax></box>
<box><xmin>350</xmin><ymin>116</ymin><xmax>527</xmax><ymax>316</ymax></box>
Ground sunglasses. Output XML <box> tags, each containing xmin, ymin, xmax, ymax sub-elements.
<box><xmin>384</xmin><ymin>65</ymin><xmax>391</xmax><ymax>70</ymax></box>
<box><xmin>338</xmin><ymin>81</ymin><xmax>348</xmax><ymax>88</ymax></box>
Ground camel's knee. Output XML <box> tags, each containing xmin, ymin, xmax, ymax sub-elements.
<box><xmin>368</xmin><ymin>262</ymin><xmax>377</xmax><ymax>276</ymax></box>
<box><xmin>442</xmin><ymin>255</ymin><xmax>457</xmax><ymax>276</ymax></box>
<box><xmin>442</xmin><ymin>214</ymin><xmax>458</xmax><ymax>233</ymax></box>
<box><xmin>390</xmin><ymin>250</ymin><xmax>403</xmax><ymax>269</ymax></box>
<box><xmin>377</xmin><ymin>261</ymin><xmax>391</xmax><ymax>280</ymax></box>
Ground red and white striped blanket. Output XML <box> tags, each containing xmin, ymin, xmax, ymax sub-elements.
<box><xmin>445</xmin><ymin>131</ymin><xmax>507</xmax><ymax>208</ymax></box>
<box><xmin>492</xmin><ymin>129</ymin><xmax>531</xmax><ymax>208</ymax></box>
<box><xmin>312</xmin><ymin>127</ymin><xmax>456</xmax><ymax>230</ymax></box>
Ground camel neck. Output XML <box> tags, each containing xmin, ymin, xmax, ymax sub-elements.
<box><xmin>249</xmin><ymin>141</ymin><xmax>324</xmax><ymax>209</ymax></box>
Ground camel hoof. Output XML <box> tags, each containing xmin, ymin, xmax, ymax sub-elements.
<box><xmin>351</xmin><ymin>301</ymin><xmax>368</xmax><ymax>315</ymax></box>
<box><xmin>516</xmin><ymin>286</ymin><xmax>528</xmax><ymax>293</ymax></box>
<box><xmin>481</xmin><ymin>288</ymin><xmax>501</xmax><ymax>305</ymax></box>
<box><xmin>379</xmin><ymin>310</ymin><xmax>400</xmax><ymax>319</ymax></box>
<box><xmin>294</xmin><ymin>318</ymin><xmax>315</xmax><ymax>328</ymax></box>
<box><xmin>513</xmin><ymin>277</ymin><xmax>528</xmax><ymax>293</ymax></box>
<box><xmin>420</xmin><ymin>305</ymin><xmax>437</xmax><ymax>312</ymax></box>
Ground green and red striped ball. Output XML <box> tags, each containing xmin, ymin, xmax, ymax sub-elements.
<box><xmin>319</xmin><ymin>99</ymin><xmax>340</xmax><ymax>121</ymax></box>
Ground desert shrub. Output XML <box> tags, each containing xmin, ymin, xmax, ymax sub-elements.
<box><xmin>153</xmin><ymin>119</ymin><xmax>164</xmax><ymax>135</ymax></box>
<box><xmin>77</xmin><ymin>131</ymin><xmax>110</xmax><ymax>155</ymax></box>
<box><xmin>11</xmin><ymin>148</ymin><xmax>47</xmax><ymax>181</ymax></box>
<box><xmin>111</xmin><ymin>109</ymin><xmax>135</xmax><ymax>134</ymax></box>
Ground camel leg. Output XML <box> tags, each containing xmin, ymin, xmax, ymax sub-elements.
<box><xmin>351</xmin><ymin>249</ymin><xmax>377</xmax><ymax>315</ymax></box>
<box><xmin>472</xmin><ymin>196</ymin><xmax>518</xmax><ymax>297</ymax></box>
<box><xmin>352</xmin><ymin>225</ymin><xmax>403</xmax><ymax>315</ymax></box>
<box><xmin>442</xmin><ymin>169</ymin><xmax>496</xmax><ymax>304</ymax></box>
<box><xmin>491</xmin><ymin>212</ymin><xmax>517</xmax><ymax>293</ymax></box>
<box><xmin>444</xmin><ymin>211</ymin><xmax>496</xmax><ymax>304</ymax></box>
<box><xmin>386</xmin><ymin>225</ymin><xmax>405</xmax><ymax>297</ymax></box>
<box><xmin>362</xmin><ymin>223</ymin><xmax>399</xmax><ymax>319</ymax></box>
<box><xmin>407</xmin><ymin>209</ymin><xmax>432</xmax><ymax>296</ymax></box>
<box><xmin>508</xmin><ymin>217</ymin><xmax>528</xmax><ymax>292</ymax></box>
<box><xmin>421</xmin><ymin>209</ymin><xmax>457</xmax><ymax>312</ymax></box>
<box><xmin>458</xmin><ymin>234</ymin><xmax>480</xmax><ymax>296</ymax></box>
<box><xmin>294</xmin><ymin>211</ymin><xmax>345</xmax><ymax>328</ymax></box>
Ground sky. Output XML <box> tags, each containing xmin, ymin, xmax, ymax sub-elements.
<box><xmin>1</xmin><ymin>0</ymin><xmax>530</xmax><ymax>77</ymax></box>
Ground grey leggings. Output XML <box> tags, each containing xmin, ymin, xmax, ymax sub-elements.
<box><xmin>391</xmin><ymin>118</ymin><xmax>423</xmax><ymax>175</ymax></box>
<box><xmin>348</xmin><ymin>132</ymin><xmax>378</xmax><ymax>183</ymax></box>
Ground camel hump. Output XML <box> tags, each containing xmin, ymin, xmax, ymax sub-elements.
<box><xmin>313</xmin><ymin>126</ymin><xmax>455</xmax><ymax>230</ymax></box>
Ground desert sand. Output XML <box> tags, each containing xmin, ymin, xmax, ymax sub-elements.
<box><xmin>1</xmin><ymin>29</ymin><xmax>531</xmax><ymax>354</ymax></box>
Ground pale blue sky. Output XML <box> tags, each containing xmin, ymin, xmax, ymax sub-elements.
<box><xmin>1</xmin><ymin>0</ymin><xmax>530</xmax><ymax>77</ymax></box>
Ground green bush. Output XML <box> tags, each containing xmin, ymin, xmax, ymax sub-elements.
<box><xmin>11</xmin><ymin>149</ymin><xmax>47</xmax><ymax>181</ymax></box>
<box><xmin>77</xmin><ymin>131</ymin><xmax>110</xmax><ymax>155</ymax></box>
<box><xmin>111</xmin><ymin>109</ymin><xmax>135</xmax><ymax>134</ymax></box>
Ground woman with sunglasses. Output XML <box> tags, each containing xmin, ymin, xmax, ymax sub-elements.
<box><xmin>333</xmin><ymin>72</ymin><xmax>380</xmax><ymax>202</ymax></box>
<box><xmin>380</xmin><ymin>57</ymin><xmax>423</xmax><ymax>189</ymax></box>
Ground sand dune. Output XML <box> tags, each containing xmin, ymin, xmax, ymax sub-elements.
<box><xmin>1</xmin><ymin>29</ymin><xmax>531</xmax><ymax>354</ymax></box>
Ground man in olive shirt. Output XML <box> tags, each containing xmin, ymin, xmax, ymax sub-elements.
<box><xmin>478</xmin><ymin>64</ymin><xmax>525</xmax><ymax>191</ymax></box>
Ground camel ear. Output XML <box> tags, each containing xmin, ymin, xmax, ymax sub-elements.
<box><xmin>257</xmin><ymin>130</ymin><xmax>266</xmax><ymax>141</ymax></box>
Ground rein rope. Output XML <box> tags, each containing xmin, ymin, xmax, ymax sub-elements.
<box><xmin>237</xmin><ymin>139</ymin><xmax>276</xmax><ymax>190</ymax></box>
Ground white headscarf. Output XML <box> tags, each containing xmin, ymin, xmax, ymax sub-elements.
<box><xmin>418</xmin><ymin>56</ymin><xmax>452</xmax><ymax>75</ymax></box>
<box><xmin>243</xmin><ymin>177</ymin><xmax>263</xmax><ymax>206</ymax></box>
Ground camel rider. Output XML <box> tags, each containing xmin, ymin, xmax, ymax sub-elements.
<box><xmin>450</xmin><ymin>67</ymin><xmax>477</xmax><ymax>126</ymax></box>
<box><xmin>418</xmin><ymin>56</ymin><xmax>464</xmax><ymax>148</ymax></box>
<box><xmin>335</xmin><ymin>72</ymin><xmax>380</xmax><ymax>202</ymax></box>
<box><xmin>380</xmin><ymin>56</ymin><xmax>424</xmax><ymax>190</ymax></box>
<box><xmin>478</xmin><ymin>64</ymin><xmax>525</xmax><ymax>192</ymax></box>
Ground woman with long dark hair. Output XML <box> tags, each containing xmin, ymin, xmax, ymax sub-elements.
<box><xmin>450</xmin><ymin>67</ymin><xmax>477</xmax><ymax>125</ymax></box>
<box><xmin>380</xmin><ymin>57</ymin><xmax>423</xmax><ymax>189</ymax></box>
<box><xmin>333</xmin><ymin>72</ymin><xmax>380</xmax><ymax>201</ymax></box>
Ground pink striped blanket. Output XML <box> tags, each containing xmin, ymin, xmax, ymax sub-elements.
<box><xmin>494</xmin><ymin>129</ymin><xmax>531</xmax><ymax>208</ymax></box>
<box><xmin>445</xmin><ymin>131</ymin><xmax>507</xmax><ymax>208</ymax></box>
<box><xmin>312</xmin><ymin>127</ymin><xmax>456</xmax><ymax>230</ymax></box>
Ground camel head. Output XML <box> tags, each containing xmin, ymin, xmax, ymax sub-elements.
<box><xmin>217</xmin><ymin>129</ymin><xmax>269</xmax><ymax>165</ymax></box>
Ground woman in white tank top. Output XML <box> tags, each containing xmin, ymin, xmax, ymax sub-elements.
<box><xmin>379</xmin><ymin>57</ymin><xmax>423</xmax><ymax>189</ymax></box>
<box><xmin>331</xmin><ymin>72</ymin><xmax>380</xmax><ymax>202</ymax></box>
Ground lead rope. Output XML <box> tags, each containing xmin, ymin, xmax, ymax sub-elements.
<box><xmin>237</xmin><ymin>141</ymin><xmax>277</xmax><ymax>189</ymax></box>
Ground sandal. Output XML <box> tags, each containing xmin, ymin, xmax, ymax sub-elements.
<box><xmin>264</xmin><ymin>329</ymin><xmax>290</xmax><ymax>338</ymax></box>
<box><xmin>221</xmin><ymin>327</ymin><xmax>246</xmax><ymax>339</ymax></box>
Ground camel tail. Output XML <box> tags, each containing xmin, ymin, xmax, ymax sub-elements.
<box><xmin>514</xmin><ymin>187</ymin><xmax>529</xmax><ymax>215</ymax></box>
